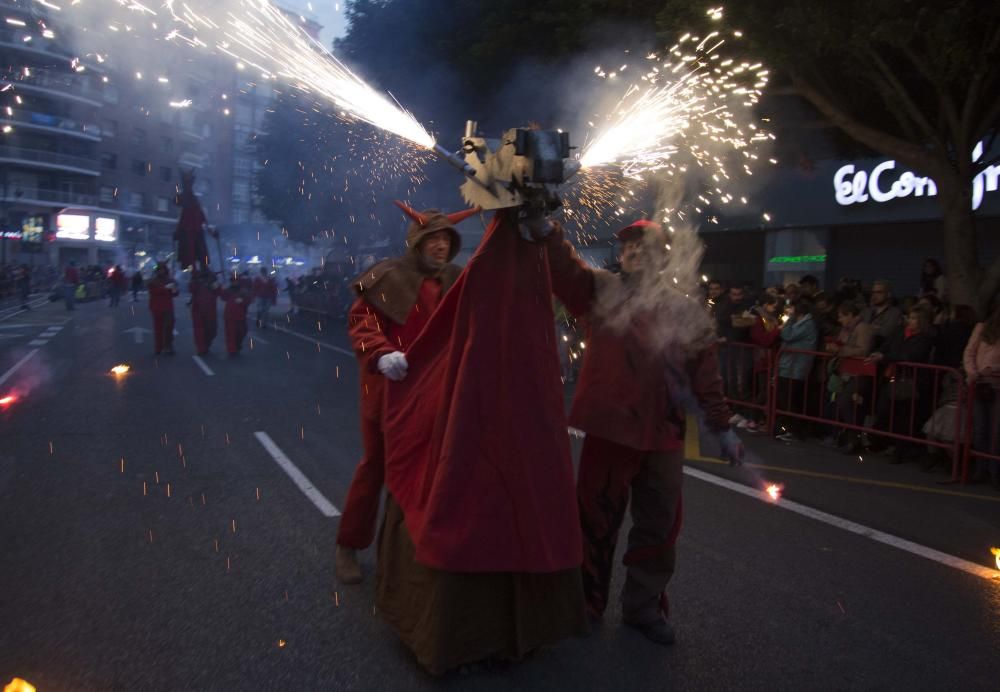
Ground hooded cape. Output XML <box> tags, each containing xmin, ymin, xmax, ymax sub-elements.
<box><xmin>382</xmin><ymin>211</ymin><xmax>582</xmax><ymax>574</ymax></box>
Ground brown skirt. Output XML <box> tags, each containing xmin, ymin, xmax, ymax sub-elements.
<box><xmin>376</xmin><ymin>496</ymin><xmax>588</xmax><ymax>675</ymax></box>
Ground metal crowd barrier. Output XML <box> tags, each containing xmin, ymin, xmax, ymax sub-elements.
<box><xmin>717</xmin><ymin>343</ymin><xmax>974</xmax><ymax>482</ymax></box>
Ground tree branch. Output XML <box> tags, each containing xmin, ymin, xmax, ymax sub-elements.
<box><xmin>787</xmin><ymin>70</ymin><xmax>943</xmax><ymax>177</ymax></box>
<box><xmin>866</xmin><ymin>47</ymin><xmax>940</xmax><ymax>145</ymax></box>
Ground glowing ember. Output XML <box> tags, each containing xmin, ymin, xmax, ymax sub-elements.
<box><xmin>0</xmin><ymin>394</ymin><xmax>16</xmax><ymax>407</ymax></box>
<box><xmin>764</xmin><ymin>483</ymin><xmax>783</xmax><ymax>502</ymax></box>
<box><xmin>110</xmin><ymin>364</ymin><xmax>131</xmax><ymax>376</ymax></box>
<box><xmin>4</xmin><ymin>679</ymin><xmax>36</xmax><ymax>692</ymax></box>
<box><xmin>991</xmin><ymin>547</ymin><xmax>1000</xmax><ymax>570</ymax></box>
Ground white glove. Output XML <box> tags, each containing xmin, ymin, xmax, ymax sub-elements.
<box><xmin>377</xmin><ymin>351</ymin><xmax>408</xmax><ymax>381</ymax></box>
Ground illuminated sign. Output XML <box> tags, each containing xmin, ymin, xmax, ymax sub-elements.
<box><xmin>835</xmin><ymin>141</ymin><xmax>1000</xmax><ymax>210</ymax></box>
<box><xmin>768</xmin><ymin>255</ymin><xmax>827</xmax><ymax>264</ymax></box>
<box><xmin>1</xmin><ymin>230</ymin><xmax>22</xmax><ymax>240</ymax></box>
<box><xmin>20</xmin><ymin>214</ymin><xmax>45</xmax><ymax>244</ymax></box>
<box><xmin>56</xmin><ymin>213</ymin><xmax>90</xmax><ymax>240</ymax></box>
<box><xmin>94</xmin><ymin>216</ymin><xmax>118</xmax><ymax>242</ymax></box>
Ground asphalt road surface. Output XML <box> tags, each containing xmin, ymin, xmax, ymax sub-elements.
<box><xmin>1</xmin><ymin>295</ymin><xmax>998</xmax><ymax>691</ymax></box>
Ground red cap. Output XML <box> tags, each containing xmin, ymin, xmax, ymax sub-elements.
<box><xmin>616</xmin><ymin>219</ymin><xmax>663</xmax><ymax>243</ymax></box>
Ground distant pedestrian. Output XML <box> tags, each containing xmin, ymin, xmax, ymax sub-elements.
<box><xmin>63</xmin><ymin>261</ymin><xmax>80</xmax><ymax>311</ymax></box>
<box><xmin>147</xmin><ymin>264</ymin><xmax>179</xmax><ymax>355</ymax></box>
<box><xmin>253</xmin><ymin>267</ymin><xmax>277</xmax><ymax>328</ymax></box>
<box><xmin>130</xmin><ymin>270</ymin><xmax>143</xmax><ymax>302</ymax></box>
<box><xmin>15</xmin><ymin>264</ymin><xmax>31</xmax><ymax>310</ymax></box>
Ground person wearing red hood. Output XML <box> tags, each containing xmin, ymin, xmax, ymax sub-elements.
<box><xmin>189</xmin><ymin>268</ymin><xmax>221</xmax><ymax>355</ymax></box>
<box><xmin>147</xmin><ymin>264</ymin><xmax>179</xmax><ymax>356</ymax></box>
<box><xmin>544</xmin><ymin>218</ymin><xmax>744</xmax><ymax>646</ymax></box>
<box><xmin>334</xmin><ymin>201</ymin><xmax>478</xmax><ymax>585</ymax></box>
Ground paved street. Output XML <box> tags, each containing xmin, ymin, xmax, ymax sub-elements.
<box><xmin>1</xmin><ymin>296</ymin><xmax>998</xmax><ymax>691</ymax></box>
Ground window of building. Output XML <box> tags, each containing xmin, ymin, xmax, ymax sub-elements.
<box><xmin>102</xmin><ymin>119</ymin><xmax>118</xmax><ymax>137</ymax></box>
<box><xmin>103</xmin><ymin>85</ymin><xmax>119</xmax><ymax>104</ymax></box>
<box><xmin>129</xmin><ymin>192</ymin><xmax>143</xmax><ymax>210</ymax></box>
<box><xmin>132</xmin><ymin>128</ymin><xmax>146</xmax><ymax>146</ymax></box>
<box><xmin>99</xmin><ymin>186</ymin><xmax>115</xmax><ymax>203</ymax></box>
<box><xmin>233</xmin><ymin>180</ymin><xmax>251</xmax><ymax>203</ymax></box>
<box><xmin>131</xmin><ymin>159</ymin><xmax>147</xmax><ymax>176</ymax></box>
<box><xmin>100</xmin><ymin>152</ymin><xmax>117</xmax><ymax>170</ymax></box>
<box><xmin>159</xmin><ymin>166</ymin><xmax>171</xmax><ymax>182</ymax></box>
<box><xmin>161</xmin><ymin>136</ymin><xmax>173</xmax><ymax>153</ymax></box>
<box><xmin>155</xmin><ymin>196</ymin><xmax>170</xmax><ymax>213</ymax></box>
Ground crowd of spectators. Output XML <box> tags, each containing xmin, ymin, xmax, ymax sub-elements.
<box><xmin>0</xmin><ymin>263</ymin><xmax>59</xmax><ymax>304</ymax></box>
<box><xmin>708</xmin><ymin>258</ymin><xmax>1000</xmax><ymax>490</ymax></box>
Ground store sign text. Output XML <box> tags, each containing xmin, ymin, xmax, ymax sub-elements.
<box><xmin>834</xmin><ymin>142</ymin><xmax>1000</xmax><ymax>210</ymax></box>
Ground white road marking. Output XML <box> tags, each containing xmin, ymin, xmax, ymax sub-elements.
<box><xmin>269</xmin><ymin>324</ymin><xmax>353</xmax><ymax>357</ymax></box>
<box><xmin>28</xmin><ymin>339</ymin><xmax>48</xmax><ymax>346</ymax></box>
<box><xmin>254</xmin><ymin>432</ymin><xmax>341</xmax><ymax>517</ymax></box>
<box><xmin>122</xmin><ymin>327</ymin><xmax>151</xmax><ymax>344</ymax></box>
<box><xmin>251</xmin><ymin>335</ymin><xmax>269</xmax><ymax>344</ymax></box>
<box><xmin>0</xmin><ymin>296</ymin><xmax>50</xmax><ymax>321</ymax></box>
<box><xmin>192</xmin><ymin>355</ymin><xmax>215</xmax><ymax>376</ymax></box>
<box><xmin>0</xmin><ymin>324</ymin><xmax>32</xmax><ymax>329</ymax></box>
<box><xmin>0</xmin><ymin>349</ymin><xmax>39</xmax><ymax>388</ymax></box>
<box><xmin>683</xmin><ymin>466</ymin><xmax>999</xmax><ymax>581</ymax></box>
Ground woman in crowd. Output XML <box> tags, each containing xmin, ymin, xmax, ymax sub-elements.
<box><xmin>963</xmin><ymin>303</ymin><xmax>1000</xmax><ymax>489</ymax></box>
<box><xmin>829</xmin><ymin>301</ymin><xmax>875</xmax><ymax>453</ymax></box>
<box><xmin>747</xmin><ymin>292</ymin><xmax>783</xmax><ymax>432</ymax></box>
<box><xmin>775</xmin><ymin>298</ymin><xmax>818</xmax><ymax>442</ymax></box>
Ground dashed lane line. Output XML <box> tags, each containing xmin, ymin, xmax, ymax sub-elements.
<box><xmin>28</xmin><ymin>340</ymin><xmax>48</xmax><ymax>346</ymax></box>
<box><xmin>253</xmin><ymin>432</ymin><xmax>340</xmax><ymax>517</ymax></box>
<box><xmin>0</xmin><ymin>349</ymin><xmax>39</xmax><ymax>388</ymax></box>
<box><xmin>268</xmin><ymin>323</ymin><xmax>353</xmax><ymax>357</ymax></box>
<box><xmin>192</xmin><ymin>355</ymin><xmax>215</xmax><ymax>376</ymax></box>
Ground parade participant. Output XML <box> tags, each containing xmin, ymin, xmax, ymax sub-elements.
<box><xmin>334</xmin><ymin>201</ymin><xmax>477</xmax><ymax>585</ymax></box>
<box><xmin>544</xmin><ymin>218</ymin><xmax>743</xmax><ymax>646</ymax></box>
<box><xmin>147</xmin><ymin>264</ymin><xmax>179</xmax><ymax>356</ymax></box>
<box><xmin>189</xmin><ymin>268</ymin><xmax>221</xmax><ymax>356</ymax></box>
<box><xmin>222</xmin><ymin>276</ymin><xmax>250</xmax><ymax>356</ymax></box>
<box><xmin>108</xmin><ymin>264</ymin><xmax>128</xmax><ymax>308</ymax></box>
<box><xmin>377</xmin><ymin>209</ymin><xmax>586</xmax><ymax>674</ymax></box>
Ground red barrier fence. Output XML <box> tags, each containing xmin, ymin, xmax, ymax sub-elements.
<box><xmin>717</xmin><ymin>342</ymin><xmax>987</xmax><ymax>483</ymax></box>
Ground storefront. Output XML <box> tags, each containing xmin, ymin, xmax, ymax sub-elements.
<box><xmin>701</xmin><ymin>143</ymin><xmax>1000</xmax><ymax>296</ymax></box>
<box><xmin>46</xmin><ymin>210</ymin><xmax>124</xmax><ymax>267</ymax></box>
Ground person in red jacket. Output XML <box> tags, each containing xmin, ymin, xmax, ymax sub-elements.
<box><xmin>147</xmin><ymin>264</ymin><xmax>179</xmax><ymax>355</ymax></box>
<box><xmin>252</xmin><ymin>267</ymin><xmax>279</xmax><ymax>329</ymax></box>
<box><xmin>63</xmin><ymin>261</ymin><xmax>80</xmax><ymax>311</ymax></box>
<box><xmin>334</xmin><ymin>201</ymin><xmax>478</xmax><ymax>585</ymax></box>
<box><xmin>221</xmin><ymin>277</ymin><xmax>250</xmax><ymax>356</ymax></box>
<box><xmin>189</xmin><ymin>268</ymin><xmax>221</xmax><ymax>355</ymax></box>
<box><xmin>545</xmin><ymin>218</ymin><xmax>743</xmax><ymax>646</ymax></box>
<box><xmin>108</xmin><ymin>264</ymin><xmax>128</xmax><ymax>308</ymax></box>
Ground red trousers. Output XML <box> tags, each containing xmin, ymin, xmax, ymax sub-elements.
<box><xmin>192</xmin><ymin>308</ymin><xmax>218</xmax><ymax>354</ymax></box>
<box><xmin>151</xmin><ymin>310</ymin><xmax>175</xmax><ymax>354</ymax></box>
<box><xmin>578</xmin><ymin>435</ymin><xmax>684</xmax><ymax>624</ymax></box>
<box><xmin>225</xmin><ymin>317</ymin><xmax>247</xmax><ymax>354</ymax></box>
<box><xmin>336</xmin><ymin>413</ymin><xmax>384</xmax><ymax>549</ymax></box>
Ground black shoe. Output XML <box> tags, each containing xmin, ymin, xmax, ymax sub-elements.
<box><xmin>625</xmin><ymin>618</ymin><xmax>676</xmax><ymax>646</ymax></box>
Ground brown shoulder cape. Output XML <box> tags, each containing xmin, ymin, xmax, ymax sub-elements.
<box><xmin>352</xmin><ymin>254</ymin><xmax>462</xmax><ymax>325</ymax></box>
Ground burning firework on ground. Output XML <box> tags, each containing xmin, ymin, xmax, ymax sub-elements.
<box><xmin>991</xmin><ymin>547</ymin><xmax>1000</xmax><ymax>571</ymax></box>
<box><xmin>764</xmin><ymin>483</ymin><xmax>783</xmax><ymax>503</ymax></box>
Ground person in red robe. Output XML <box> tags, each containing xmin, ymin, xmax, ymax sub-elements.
<box><xmin>375</xmin><ymin>210</ymin><xmax>587</xmax><ymax>674</ymax></box>
<box><xmin>189</xmin><ymin>268</ymin><xmax>221</xmax><ymax>355</ymax></box>
<box><xmin>221</xmin><ymin>277</ymin><xmax>250</xmax><ymax>356</ymax></box>
<box><xmin>174</xmin><ymin>170</ymin><xmax>209</xmax><ymax>271</ymax></box>
<box><xmin>147</xmin><ymin>264</ymin><xmax>179</xmax><ymax>356</ymax></box>
<box><xmin>334</xmin><ymin>201</ymin><xmax>478</xmax><ymax>585</ymax></box>
<box><xmin>544</xmin><ymin>218</ymin><xmax>744</xmax><ymax>646</ymax></box>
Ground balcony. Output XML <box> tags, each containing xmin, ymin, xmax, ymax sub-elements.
<box><xmin>1</xmin><ymin>67</ymin><xmax>103</xmax><ymax>107</ymax></box>
<box><xmin>0</xmin><ymin>145</ymin><xmax>100</xmax><ymax>175</ymax></box>
<box><xmin>0</xmin><ymin>28</ymin><xmax>105</xmax><ymax>72</ymax></box>
<box><xmin>0</xmin><ymin>187</ymin><xmax>98</xmax><ymax>207</ymax></box>
<box><xmin>0</xmin><ymin>109</ymin><xmax>102</xmax><ymax>141</ymax></box>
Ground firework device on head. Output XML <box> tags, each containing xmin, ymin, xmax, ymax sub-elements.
<box><xmin>433</xmin><ymin>121</ymin><xmax>582</xmax><ymax>226</ymax></box>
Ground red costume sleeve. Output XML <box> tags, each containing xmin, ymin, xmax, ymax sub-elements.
<box><xmin>383</xmin><ymin>211</ymin><xmax>581</xmax><ymax>573</ymax></box>
<box><xmin>688</xmin><ymin>344</ymin><xmax>732</xmax><ymax>432</ymax></box>
<box><xmin>544</xmin><ymin>225</ymin><xmax>595</xmax><ymax>318</ymax></box>
<box><xmin>347</xmin><ymin>297</ymin><xmax>395</xmax><ymax>374</ymax></box>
